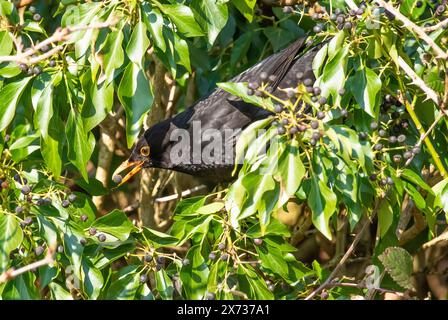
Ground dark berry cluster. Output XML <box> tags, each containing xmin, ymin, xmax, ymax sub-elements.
<box><xmin>17</xmin><ymin>6</ymin><xmax>58</xmax><ymax>76</ymax></box>
<box><xmin>362</xmin><ymin>94</ymin><xmax>422</xmax><ymax>187</ymax></box>
<box><xmin>208</xmin><ymin>241</ymin><xmax>231</xmax><ymax>262</ymax></box>
<box><xmin>309</xmin><ymin>2</ymin><xmax>367</xmax><ymax>34</ymax></box>
<box><xmin>0</xmin><ymin>166</ymin><xmax>91</xmax><ymax>228</ymax></box>
<box><xmin>142</xmin><ymin>251</ymin><xmax>166</xmax><ymax>271</ymax></box>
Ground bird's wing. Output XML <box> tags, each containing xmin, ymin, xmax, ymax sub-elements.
<box><xmin>229</xmin><ymin>37</ymin><xmax>306</xmax><ymax>90</ymax></box>
<box><xmin>188</xmin><ymin>37</ymin><xmax>308</xmax><ymax>128</ymax></box>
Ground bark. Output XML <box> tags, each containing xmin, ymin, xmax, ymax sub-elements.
<box><xmin>138</xmin><ymin>57</ymin><xmax>166</xmax><ymax>228</ymax></box>
<box><xmin>92</xmin><ymin>115</ymin><xmax>116</xmax><ymax>213</ymax></box>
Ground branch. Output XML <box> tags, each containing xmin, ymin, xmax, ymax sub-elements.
<box><xmin>396</xmin><ymin>56</ymin><xmax>441</xmax><ymax>105</ymax></box>
<box><xmin>139</xmin><ymin>56</ymin><xmax>166</xmax><ymax>228</ymax></box>
<box><xmin>404</xmin><ymin>111</ymin><xmax>445</xmax><ymax>167</ymax></box>
<box><xmin>0</xmin><ymin>20</ymin><xmax>117</xmax><ymax>64</ymax></box>
<box><xmin>376</xmin><ymin>0</ymin><xmax>448</xmax><ymax>60</ymax></box>
<box><xmin>123</xmin><ymin>202</ymin><xmax>140</xmax><ymax>214</ymax></box>
<box><xmin>14</xmin><ymin>0</ymin><xmax>35</xmax><ymax>8</ymax></box>
<box><xmin>422</xmin><ymin>229</ymin><xmax>448</xmax><ymax>249</ymax></box>
<box><xmin>423</xmin><ymin>18</ymin><xmax>448</xmax><ymax>33</ymax></box>
<box><xmin>395</xmin><ymin>88</ymin><xmax>448</xmax><ymax>177</ymax></box>
<box><xmin>324</xmin><ymin>281</ymin><xmax>403</xmax><ymax>296</ymax></box>
<box><xmin>155</xmin><ymin>185</ymin><xmax>207</xmax><ymax>203</ymax></box>
<box><xmin>344</xmin><ymin>0</ymin><xmax>359</xmax><ymax>11</ymax></box>
<box><xmin>0</xmin><ymin>246</ymin><xmax>55</xmax><ymax>284</ymax></box>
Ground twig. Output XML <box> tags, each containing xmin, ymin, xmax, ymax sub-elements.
<box><xmin>396</xmin><ymin>56</ymin><xmax>441</xmax><ymax>105</ymax></box>
<box><xmin>416</xmin><ymin>112</ymin><xmax>445</xmax><ymax>148</ymax></box>
<box><xmin>325</xmin><ymin>281</ymin><xmax>402</xmax><ymax>296</ymax></box>
<box><xmin>305</xmin><ymin>205</ymin><xmax>379</xmax><ymax>300</ymax></box>
<box><xmin>0</xmin><ymin>20</ymin><xmax>117</xmax><ymax>64</ymax></box>
<box><xmin>422</xmin><ymin>229</ymin><xmax>448</xmax><ymax>249</ymax></box>
<box><xmin>376</xmin><ymin>0</ymin><xmax>448</xmax><ymax>60</ymax></box>
<box><xmin>155</xmin><ymin>185</ymin><xmax>207</xmax><ymax>203</ymax></box>
<box><xmin>344</xmin><ymin>0</ymin><xmax>359</xmax><ymax>11</ymax></box>
<box><xmin>14</xmin><ymin>0</ymin><xmax>35</xmax><ymax>8</ymax></box>
<box><xmin>395</xmin><ymin>85</ymin><xmax>448</xmax><ymax>177</ymax></box>
<box><xmin>404</xmin><ymin>111</ymin><xmax>445</xmax><ymax>167</ymax></box>
<box><xmin>123</xmin><ymin>202</ymin><xmax>140</xmax><ymax>213</ymax></box>
<box><xmin>423</xmin><ymin>18</ymin><xmax>448</xmax><ymax>33</ymax></box>
<box><xmin>227</xmin><ymin>289</ymin><xmax>249</xmax><ymax>300</ymax></box>
<box><xmin>165</xmin><ymin>81</ymin><xmax>179</xmax><ymax>117</ymax></box>
<box><xmin>398</xmin><ymin>209</ymin><xmax>427</xmax><ymax>245</ymax></box>
<box><xmin>0</xmin><ymin>246</ymin><xmax>55</xmax><ymax>284</ymax></box>
<box><xmin>442</xmin><ymin>71</ymin><xmax>448</xmax><ymax>114</ymax></box>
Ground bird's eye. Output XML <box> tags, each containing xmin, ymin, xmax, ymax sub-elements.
<box><xmin>140</xmin><ymin>146</ymin><xmax>150</xmax><ymax>156</ymax></box>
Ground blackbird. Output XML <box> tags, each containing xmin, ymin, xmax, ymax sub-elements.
<box><xmin>114</xmin><ymin>38</ymin><xmax>322</xmax><ymax>184</ymax></box>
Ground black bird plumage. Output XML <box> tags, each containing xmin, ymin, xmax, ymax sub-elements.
<box><xmin>115</xmin><ymin>38</ymin><xmax>322</xmax><ymax>183</ymax></box>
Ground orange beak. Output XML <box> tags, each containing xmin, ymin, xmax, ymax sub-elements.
<box><xmin>112</xmin><ymin>160</ymin><xmax>146</xmax><ymax>187</ymax></box>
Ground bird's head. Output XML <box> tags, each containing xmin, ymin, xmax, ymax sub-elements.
<box><xmin>112</xmin><ymin>135</ymin><xmax>152</xmax><ymax>187</ymax></box>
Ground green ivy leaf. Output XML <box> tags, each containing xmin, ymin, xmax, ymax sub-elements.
<box><xmin>41</xmin><ymin>114</ymin><xmax>64</xmax><ymax>178</ymax></box>
<box><xmin>126</xmin><ymin>20</ymin><xmax>150</xmax><ymax>67</ymax></box>
<box><xmin>142</xmin><ymin>5</ymin><xmax>166</xmax><ymax>52</ymax></box>
<box><xmin>74</xmin><ymin>177</ymin><xmax>108</xmax><ymax>196</ymax></box>
<box><xmin>66</xmin><ymin>109</ymin><xmax>95</xmax><ymax>181</ymax></box>
<box><xmin>405</xmin><ymin>183</ymin><xmax>427</xmax><ymax>212</ymax></box>
<box><xmin>81</xmin><ymin>259</ymin><xmax>104</xmax><ymax>299</ymax></box>
<box><xmin>31</xmin><ymin>73</ymin><xmax>55</xmax><ymax>139</ymax></box>
<box><xmin>401</xmin><ymin>169</ymin><xmax>433</xmax><ymax>194</ymax></box>
<box><xmin>191</xmin><ymin>0</ymin><xmax>228</xmax><ymax>46</ymax></box>
<box><xmin>0</xmin><ymin>77</ymin><xmax>31</xmax><ymax>132</ymax></box>
<box><xmin>241</xmin><ymin>172</ymin><xmax>278</xmax><ymax>234</ymax></box>
<box><xmin>348</xmin><ymin>67</ymin><xmax>381</xmax><ymax>118</ymax></box>
<box><xmin>231</xmin><ymin>0</ymin><xmax>256</xmax><ymax>22</ymax></box>
<box><xmin>276</xmin><ymin>139</ymin><xmax>305</xmax><ymax>205</ymax></box>
<box><xmin>325</xmin><ymin>125</ymin><xmax>366</xmax><ymax>168</ymax></box>
<box><xmin>379</xmin><ymin>247</ymin><xmax>414</xmax><ymax>290</ymax></box>
<box><xmin>0</xmin><ymin>62</ymin><xmax>21</xmax><ymax>78</ymax></box>
<box><xmin>263</xmin><ymin>27</ymin><xmax>296</xmax><ymax>51</ymax></box>
<box><xmin>2</xmin><ymin>273</ymin><xmax>39</xmax><ymax>300</ymax></box>
<box><xmin>106</xmin><ymin>267</ymin><xmax>141</xmax><ymax>300</ymax></box>
<box><xmin>143</xmin><ymin>228</ymin><xmax>179</xmax><ymax>247</ymax></box>
<box><xmin>377</xmin><ymin>198</ymin><xmax>393</xmax><ymax>238</ymax></box>
<box><xmin>39</xmin><ymin>266</ymin><xmax>58</xmax><ymax>289</ymax></box>
<box><xmin>48</xmin><ymin>283</ymin><xmax>73</xmax><ymax>300</ymax></box>
<box><xmin>247</xmin><ymin>219</ymin><xmax>291</xmax><ymax>238</ymax></box>
<box><xmin>307</xmin><ymin>177</ymin><xmax>337</xmax><ymax>240</ymax></box>
<box><xmin>256</xmin><ymin>243</ymin><xmax>289</xmax><ymax>279</ymax></box>
<box><xmin>81</xmin><ymin>70</ymin><xmax>114</xmax><ymax>132</ymax></box>
<box><xmin>158</xmin><ymin>4</ymin><xmax>204</xmax><ymax>37</ymax></box>
<box><xmin>237</xmin><ymin>265</ymin><xmax>274</xmax><ymax>299</ymax></box>
<box><xmin>101</xmin><ymin>29</ymin><xmax>124</xmax><ymax>83</ymax></box>
<box><xmin>0</xmin><ymin>214</ymin><xmax>24</xmax><ymax>272</ymax></box>
<box><xmin>312</xmin><ymin>42</ymin><xmax>328</xmax><ymax>78</ymax></box>
<box><xmin>400</xmin><ymin>0</ymin><xmax>426</xmax><ymax>19</ymax></box>
<box><xmin>117</xmin><ymin>61</ymin><xmax>154</xmax><ymax>148</ymax></box>
<box><xmin>174</xmin><ymin>196</ymin><xmax>208</xmax><ymax>216</ymax></box>
<box><xmin>180</xmin><ymin>245</ymin><xmax>209</xmax><ymax>299</ymax></box>
<box><xmin>230</xmin><ymin>32</ymin><xmax>252</xmax><ymax>66</ymax></box>
<box><xmin>0</xmin><ymin>30</ymin><xmax>13</xmax><ymax>55</ymax></box>
<box><xmin>234</xmin><ymin>118</ymin><xmax>272</xmax><ymax>169</ymax></box>
<box><xmin>36</xmin><ymin>214</ymin><xmax>58</xmax><ymax>245</ymax></box>
<box><xmin>432</xmin><ymin>178</ymin><xmax>448</xmax><ymax>214</ymax></box>
<box><xmin>62</xmin><ymin>226</ymin><xmax>85</xmax><ymax>280</ymax></box>
<box><xmin>90</xmin><ymin>210</ymin><xmax>134</xmax><ymax>241</ymax></box>
<box><xmin>155</xmin><ymin>269</ymin><xmax>174</xmax><ymax>300</ymax></box>
<box><xmin>315</xmin><ymin>44</ymin><xmax>349</xmax><ymax>106</ymax></box>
